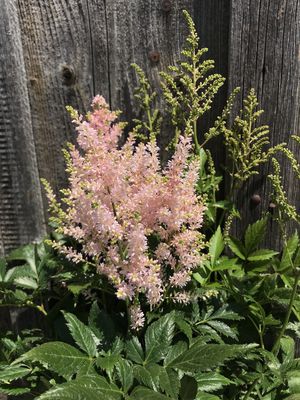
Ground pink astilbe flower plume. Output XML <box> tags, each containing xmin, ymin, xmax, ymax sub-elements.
<box><xmin>43</xmin><ymin>96</ymin><xmax>206</xmax><ymax>329</ymax></box>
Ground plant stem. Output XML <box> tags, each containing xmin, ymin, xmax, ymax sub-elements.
<box><xmin>272</xmin><ymin>269</ymin><xmax>300</xmax><ymax>356</ymax></box>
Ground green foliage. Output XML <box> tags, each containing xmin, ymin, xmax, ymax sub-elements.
<box><xmin>160</xmin><ymin>10</ymin><xmax>225</xmax><ymax>153</ymax></box>
<box><xmin>132</xmin><ymin>63</ymin><xmax>161</xmax><ymax>143</ymax></box>
<box><xmin>222</xmin><ymin>89</ymin><xmax>285</xmax><ymax>185</ymax></box>
<box><xmin>2</xmin><ymin>9</ymin><xmax>300</xmax><ymax>400</ymax></box>
<box><xmin>7</xmin><ymin>311</ymin><xmax>255</xmax><ymax>399</ymax></box>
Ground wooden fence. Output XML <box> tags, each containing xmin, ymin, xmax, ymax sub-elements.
<box><xmin>0</xmin><ymin>0</ymin><xmax>299</xmax><ymax>329</ymax></box>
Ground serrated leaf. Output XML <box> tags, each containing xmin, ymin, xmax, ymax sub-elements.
<box><xmin>14</xmin><ymin>276</ymin><xmax>38</xmax><ymax>289</ymax></box>
<box><xmin>7</xmin><ymin>244</ymin><xmax>37</xmax><ymax>274</ymax></box>
<box><xmin>280</xmin><ymin>233</ymin><xmax>299</xmax><ymax>271</ymax></box>
<box><xmin>228</xmin><ymin>237</ymin><xmax>246</xmax><ymax>260</ymax></box>
<box><xmin>207</xmin><ymin>320</ymin><xmax>237</xmax><ymax>340</ymax></box>
<box><xmin>168</xmin><ymin>343</ymin><xmax>255</xmax><ymax>372</ymax></box>
<box><xmin>88</xmin><ymin>303</ymin><xmax>117</xmax><ymax>348</ymax></box>
<box><xmin>63</xmin><ymin>312</ymin><xmax>99</xmax><ymax>357</ymax></box>
<box><xmin>133</xmin><ymin>364</ymin><xmax>160</xmax><ymax>391</ymax></box>
<box><xmin>126</xmin><ymin>336</ymin><xmax>144</xmax><ymax>364</ymax></box>
<box><xmin>164</xmin><ymin>341</ymin><xmax>187</xmax><ymax>367</ymax></box>
<box><xmin>244</xmin><ymin>217</ymin><xmax>267</xmax><ymax>255</ymax></box>
<box><xmin>96</xmin><ymin>354</ymin><xmax>120</xmax><ymax>373</ymax></box>
<box><xmin>0</xmin><ymin>385</ymin><xmax>31</xmax><ymax>395</ymax></box>
<box><xmin>159</xmin><ymin>367</ymin><xmax>180</xmax><ymax>398</ymax></box>
<box><xmin>281</xmin><ymin>336</ymin><xmax>295</xmax><ymax>369</ymax></box>
<box><xmin>37</xmin><ymin>375</ymin><xmax>122</xmax><ymax>400</ymax></box>
<box><xmin>196</xmin><ymin>372</ymin><xmax>232</xmax><ymax>392</ymax></box>
<box><xmin>247</xmin><ymin>249</ymin><xmax>278</xmax><ymax>261</ymax></box>
<box><xmin>209</xmin><ymin>227</ymin><xmax>224</xmax><ymax>266</ymax></box>
<box><xmin>22</xmin><ymin>342</ymin><xmax>93</xmax><ymax>379</ymax></box>
<box><xmin>175</xmin><ymin>317</ymin><xmax>193</xmax><ymax>342</ymax></box>
<box><xmin>131</xmin><ymin>386</ymin><xmax>170</xmax><ymax>400</ymax></box>
<box><xmin>144</xmin><ymin>313</ymin><xmax>175</xmax><ymax>364</ymax></box>
<box><xmin>0</xmin><ymin>366</ymin><xmax>31</xmax><ymax>382</ymax></box>
<box><xmin>212</xmin><ymin>257</ymin><xmax>240</xmax><ymax>272</ymax></box>
<box><xmin>116</xmin><ymin>359</ymin><xmax>133</xmax><ymax>394</ymax></box>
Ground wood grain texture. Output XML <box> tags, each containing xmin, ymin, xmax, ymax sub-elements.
<box><xmin>194</xmin><ymin>0</ymin><xmax>230</xmax><ymax>178</ymax></box>
<box><xmin>89</xmin><ymin>0</ymin><xmax>193</xmax><ymax>161</ymax></box>
<box><xmin>17</xmin><ymin>0</ymin><xmax>101</xmax><ymax>208</ymax></box>
<box><xmin>0</xmin><ymin>0</ymin><xmax>46</xmax><ymax>255</ymax></box>
<box><xmin>228</xmin><ymin>0</ymin><xmax>300</xmax><ymax>246</ymax></box>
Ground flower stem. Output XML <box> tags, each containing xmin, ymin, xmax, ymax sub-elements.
<box><xmin>272</xmin><ymin>269</ymin><xmax>300</xmax><ymax>356</ymax></box>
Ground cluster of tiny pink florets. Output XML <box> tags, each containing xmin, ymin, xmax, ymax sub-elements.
<box><xmin>48</xmin><ymin>96</ymin><xmax>206</xmax><ymax>329</ymax></box>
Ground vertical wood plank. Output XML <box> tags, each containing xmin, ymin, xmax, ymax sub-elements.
<box><xmin>16</xmin><ymin>0</ymin><xmax>107</xmax><ymax>204</ymax></box>
<box><xmin>0</xmin><ymin>0</ymin><xmax>46</xmax><ymax>255</ymax></box>
<box><xmin>88</xmin><ymin>0</ymin><xmax>194</xmax><ymax>159</ymax></box>
<box><xmin>194</xmin><ymin>0</ymin><xmax>230</xmax><ymax>178</ymax></box>
<box><xmin>228</xmin><ymin>0</ymin><xmax>300</xmax><ymax>245</ymax></box>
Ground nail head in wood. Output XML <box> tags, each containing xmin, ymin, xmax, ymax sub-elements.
<box><xmin>62</xmin><ymin>65</ymin><xmax>76</xmax><ymax>86</ymax></box>
<box><xmin>162</xmin><ymin>0</ymin><xmax>172</xmax><ymax>12</ymax></box>
<box><xmin>251</xmin><ymin>194</ymin><xmax>261</xmax><ymax>206</ymax></box>
<box><xmin>268</xmin><ymin>202</ymin><xmax>276</xmax><ymax>212</ymax></box>
<box><xmin>148</xmin><ymin>50</ymin><xmax>160</xmax><ymax>64</ymax></box>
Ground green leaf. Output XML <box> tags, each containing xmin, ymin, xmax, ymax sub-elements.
<box><xmin>244</xmin><ymin>217</ymin><xmax>267</xmax><ymax>255</ymax></box>
<box><xmin>207</xmin><ymin>320</ymin><xmax>237</xmax><ymax>340</ymax></box>
<box><xmin>37</xmin><ymin>376</ymin><xmax>122</xmax><ymax>400</ymax></box>
<box><xmin>168</xmin><ymin>343</ymin><xmax>255</xmax><ymax>372</ymax></box>
<box><xmin>0</xmin><ymin>386</ymin><xmax>31</xmax><ymax>396</ymax></box>
<box><xmin>209</xmin><ymin>227</ymin><xmax>224</xmax><ymax>266</ymax></box>
<box><xmin>133</xmin><ymin>364</ymin><xmax>160</xmax><ymax>391</ymax></box>
<box><xmin>179</xmin><ymin>375</ymin><xmax>197</xmax><ymax>400</ymax></box>
<box><xmin>22</xmin><ymin>342</ymin><xmax>93</xmax><ymax>379</ymax></box>
<box><xmin>228</xmin><ymin>237</ymin><xmax>246</xmax><ymax>260</ymax></box>
<box><xmin>144</xmin><ymin>313</ymin><xmax>175</xmax><ymax>364</ymax></box>
<box><xmin>126</xmin><ymin>336</ymin><xmax>144</xmax><ymax>364</ymax></box>
<box><xmin>175</xmin><ymin>316</ymin><xmax>193</xmax><ymax>342</ymax></box>
<box><xmin>14</xmin><ymin>276</ymin><xmax>38</xmax><ymax>289</ymax></box>
<box><xmin>280</xmin><ymin>233</ymin><xmax>299</xmax><ymax>271</ymax></box>
<box><xmin>281</xmin><ymin>336</ymin><xmax>295</xmax><ymax>369</ymax></box>
<box><xmin>247</xmin><ymin>249</ymin><xmax>278</xmax><ymax>261</ymax></box>
<box><xmin>7</xmin><ymin>244</ymin><xmax>37</xmax><ymax>274</ymax></box>
<box><xmin>164</xmin><ymin>341</ymin><xmax>188</xmax><ymax>367</ymax></box>
<box><xmin>287</xmin><ymin>371</ymin><xmax>300</xmax><ymax>394</ymax></box>
<box><xmin>88</xmin><ymin>302</ymin><xmax>117</xmax><ymax>347</ymax></box>
<box><xmin>131</xmin><ymin>386</ymin><xmax>170</xmax><ymax>400</ymax></box>
<box><xmin>116</xmin><ymin>359</ymin><xmax>133</xmax><ymax>394</ymax></box>
<box><xmin>96</xmin><ymin>354</ymin><xmax>120</xmax><ymax>374</ymax></box>
<box><xmin>212</xmin><ymin>257</ymin><xmax>240</xmax><ymax>272</ymax></box>
<box><xmin>285</xmin><ymin>395</ymin><xmax>300</xmax><ymax>400</ymax></box>
<box><xmin>195</xmin><ymin>372</ymin><xmax>232</xmax><ymax>392</ymax></box>
<box><xmin>196</xmin><ymin>392</ymin><xmax>221</xmax><ymax>400</ymax></box>
<box><xmin>63</xmin><ymin>312</ymin><xmax>99</xmax><ymax>357</ymax></box>
<box><xmin>159</xmin><ymin>367</ymin><xmax>180</xmax><ymax>398</ymax></box>
<box><xmin>0</xmin><ymin>259</ymin><xmax>6</xmax><ymax>281</ymax></box>
<box><xmin>0</xmin><ymin>366</ymin><xmax>31</xmax><ymax>382</ymax></box>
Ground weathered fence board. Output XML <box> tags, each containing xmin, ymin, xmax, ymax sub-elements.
<box><xmin>17</xmin><ymin>0</ymin><xmax>96</xmax><ymax>212</ymax></box>
<box><xmin>195</xmin><ymin>0</ymin><xmax>230</xmax><ymax>177</ymax></box>
<box><xmin>228</xmin><ymin>0</ymin><xmax>300</xmax><ymax>245</ymax></box>
<box><xmin>0</xmin><ymin>0</ymin><xmax>46</xmax><ymax>256</ymax></box>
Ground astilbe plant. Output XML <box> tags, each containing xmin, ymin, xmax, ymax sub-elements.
<box><xmin>42</xmin><ymin>95</ymin><xmax>206</xmax><ymax>329</ymax></box>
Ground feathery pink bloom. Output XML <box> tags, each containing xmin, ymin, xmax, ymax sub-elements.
<box><xmin>46</xmin><ymin>96</ymin><xmax>206</xmax><ymax>325</ymax></box>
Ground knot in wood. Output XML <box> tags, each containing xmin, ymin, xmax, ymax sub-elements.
<box><xmin>250</xmin><ymin>194</ymin><xmax>261</xmax><ymax>206</ymax></box>
<box><xmin>148</xmin><ymin>50</ymin><xmax>160</xmax><ymax>64</ymax></box>
<box><xmin>61</xmin><ymin>65</ymin><xmax>76</xmax><ymax>86</ymax></box>
<box><xmin>162</xmin><ymin>0</ymin><xmax>172</xmax><ymax>12</ymax></box>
